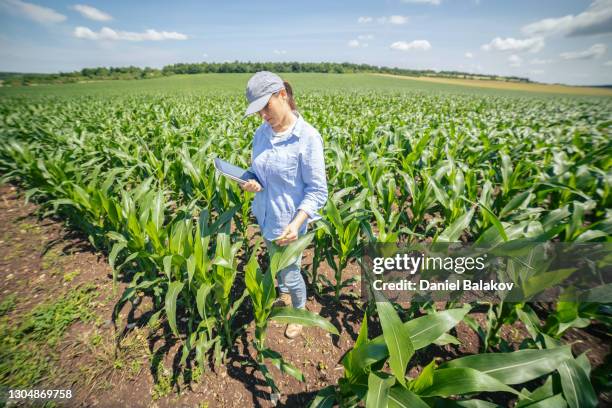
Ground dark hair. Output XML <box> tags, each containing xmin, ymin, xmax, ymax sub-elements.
<box><xmin>283</xmin><ymin>81</ymin><xmax>297</xmax><ymax>111</ymax></box>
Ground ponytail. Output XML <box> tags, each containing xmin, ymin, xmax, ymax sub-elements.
<box><xmin>283</xmin><ymin>81</ymin><xmax>297</xmax><ymax>111</ymax></box>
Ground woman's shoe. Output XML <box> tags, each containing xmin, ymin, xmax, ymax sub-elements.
<box><xmin>274</xmin><ymin>292</ymin><xmax>292</xmax><ymax>307</ymax></box>
<box><xmin>285</xmin><ymin>323</ymin><xmax>302</xmax><ymax>339</ymax></box>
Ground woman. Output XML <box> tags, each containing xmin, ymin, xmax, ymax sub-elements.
<box><xmin>241</xmin><ymin>71</ymin><xmax>328</xmax><ymax>338</ymax></box>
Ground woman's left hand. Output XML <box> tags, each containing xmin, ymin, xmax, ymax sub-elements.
<box><xmin>275</xmin><ymin>222</ymin><xmax>300</xmax><ymax>246</ymax></box>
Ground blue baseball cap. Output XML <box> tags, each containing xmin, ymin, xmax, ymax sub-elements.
<box><xmin>243</xmin><ymin>71</ymin><xmax>285</xmax><ymax>118</ymax></box>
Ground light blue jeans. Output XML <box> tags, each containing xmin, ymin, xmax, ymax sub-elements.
<box><xmin>264</xmin><ymin>238</ymin><xmax>307</xmax><ymax>309</ymax></box>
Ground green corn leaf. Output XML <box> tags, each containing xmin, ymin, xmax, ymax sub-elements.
<box><xmin>574</xmin><ymin>229</ymin><xmax>608</xmax><ymax>242</ymax></box>
<box><xmin>575</xmin><ymin>352</ymin><xmax>592</xmax><ymax>377</ymax></box>
<box><xmin>165</xmin><ymin>281</ymin><xmax>184</xmax><ymax>337</ymax></box>
<box><xmin>500</xmin><ymin>152</ymin><xmax>513</xmax><ymax>193</ymax></box>
<box><xmin>186</xmin><ymin>254</ymin><xmax>196</xmax><ymax>286</ymax></box>
<box><xmin>170</xmin><ymin>220</ymin><xmax>188</xmax><ymax>255</ymax></box>
<box><xmin>269</xmin><ymin>307</ymin><xmax>338</xmax><ymax>335</ymax></box>
<box><xmin>131</xmin><ymin>177</ymin><xmax>154</xmax><ymax>203</ymax></box>
<box><xmin>163</xmin><ymin>255</ymin><xmax>173</xmax><ymax>280</ymax></box>
<box><xmin>366</xmin><ymin>372</ymin><xmax>395</xmax><ymax>408</ymax></box>
<box><xmin>262</xmin><ymin>348</ymin><xmax>305</xmax><ymax>382</ymax></box>
<box><xmin>109</xmin><ymin>242</ymin><xmax>126</xmax><ymax>271</ymax></box>
<box><xmin>542</xmin><ymin>205</ymin><xmax>570</xmax><ymax>231</ymax></box>
<box><xmin>209</xmin><ymin>205</ymin><xmax>238</xmax><ymax>233</ymax></box>
<box><xmin>388</xmin><ymin>386</ymin><xmax>429</xmax><ymax>408</ymax></box>
<box><xmin>519</xmin><ymin>394</ymin><xmax>568</xmax><ymax>408</ymax></box>
<box><xmin>558</xmin><ymin>357</ymin><xmax>598</xmax><ymax>408</ymax></box>
<box><xmin>270</xmin><ymin>233</ymin><xmax>313</xmax><ymax>274</ymax></box>
<box><xmin>244</xmin><ymin>248</ymin><xmax>263</xmax><ymax>308</ymax></box>
<box><xmin>522</xmin><ymin>268</ymin><xmax>576</xmax><ymax>299</ymax></box>
<box><xmin>429</xmin><ymin>176</ymin><xmax>450</xmax><ymax>209</ymax></box>
<box><xmin>409</xmin><ymin>360</ymin><xmax>436</xmax><ymax>394</ymax></box>
<box><xmin>355</xmin><ymin>307</ymin><xmax>470</xmax><ymax>371</ymax></box>
<box><xmin>479</xmin><ymin>201</ymin><xmax>509</xmax><ymax>242</ymax></box>
<box><xmin>418</xmin><ymin>367</ymin><xmax>522</xmax><ymax>397</ymax></box>
<box><xmin>151</xmin><ymin>189</ymin><xmax>165</xmax><ymax>232</ymax></box>
<box><xmin>516</xmin><ymin>376</ymin><xmax>562</xmax><ymax>408</ymax></box>
<box><xmin>196</xmin><ymin>283</ymin><xmax>212</xmax><ymax>320</ymax></box>
<box><xmin>433</xmin><ymin>399</ymin><xmax>502</xmax><ymax>407</ymax></box>
<box><xmin>376</xmin><ymin>300</ymin><xmax>413</xmax><ymax>386</ymax></box>
<box><xmin>437</xmin><ymin>208</ymin><xmax>474</xmax><ymax>242</ymax></box>
<box><xmin>516</xmin><ymin>305</ymin><xmax>542</xmax><ymax>340</ymax></box>
<box><xmin>405</xmin><ymin>307</ymin><xmax>471</xmax><ymax>349</ymax></box>
<box><xmin>326</xmin><ymin>199</ymin><xmax>345</xmax><ymax>236</ymax></box>
<box><xmin>433</xmin><ymin>333</ymin><xmax>461</xmax><ymax>346</ymax></box>
<box><xmin>307</xmin><ymin>386</ymin><xmax>336</xmax><ymax>408</ymax></box>
<box><xmin>441</xmin><ymin>346</ymin><xmax>573</xmax><ymax>385</ymax></box>
<box><xmin>344</xmin><ymin>310</ymin><xmax>370</xmax><ymax>375</ymax></box>
<box><xmin>499</xmin><ymin>190</ymin><xmax>532</xmax><ymax>218</ymax></box>
<box><xmin>101</xmin><ymin>168</ymin><xmax>124</xmax><ymax>192</ymax></box>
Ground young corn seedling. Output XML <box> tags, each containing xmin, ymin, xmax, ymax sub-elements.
<box><xmin>309</xmin><ymin>224</ymin><xmax>330</xmax><ymax>295</ymax></box>
<box><xmin>320</xmin><ymin>197</ymin><xmax>367</xmax><ymax>301</ymax></box>
<box><xmin>244</xmin><ymin>233</ymin><xmax>338</xmax><ymax>397</ymax></box>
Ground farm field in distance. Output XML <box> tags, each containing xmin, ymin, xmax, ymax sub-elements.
<box><xmin>0</xmin><ymin>73</ymin><xmax>610</xmax><ymax>407</ymax></box>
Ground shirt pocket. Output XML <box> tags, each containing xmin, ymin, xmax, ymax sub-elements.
<box><xmin>271</xmin><ymin>148</ymin><xmax>299</xmax><ymax>185</ymax></box>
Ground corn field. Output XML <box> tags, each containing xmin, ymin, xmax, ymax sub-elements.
<box><xmin>0</xmin><ymin>86</ymin><xmax>610</xmax><ymax>407</ymax></box>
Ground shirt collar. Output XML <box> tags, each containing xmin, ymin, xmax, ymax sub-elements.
<box><xmin>265</xmin><ymin>111</ymin><xmax>304</xmax><ymax>140</ymax></box>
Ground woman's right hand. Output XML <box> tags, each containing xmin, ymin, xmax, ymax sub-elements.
<box><xmin>241</xmin><ymin>179</ymin><xmax>263</xmax><ymax>193</ymax></box>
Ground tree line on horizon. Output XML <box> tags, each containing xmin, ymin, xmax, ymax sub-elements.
<box><xmin>0</xmin><ymin>61</ymin><xmax>531</xmax><ymax>86</ymax></box>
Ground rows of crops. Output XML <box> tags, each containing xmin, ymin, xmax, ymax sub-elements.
<box><xmin>0</xmin><ymin>85</ymin><xmax>610</xmax><ymax>406</ymax></box>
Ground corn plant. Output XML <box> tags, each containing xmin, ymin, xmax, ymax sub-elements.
<box><xmin>319</xmin><ymin>195</ymin><xmax>368</xmax><ymax>301</ymax></box>
<box><xmin>311</xmin><ymin>299</ymin><xmax>587</xmax><ymax>407</ymax></box>
<box><xmin>516</xmin><ymin>309</ymin><xmax>600</xmax><ymax>407</ymax></box>
<box><xmin>244</xmin><ymin>234</ymin><xmax>338</xmax><ymax>396</ymax></box>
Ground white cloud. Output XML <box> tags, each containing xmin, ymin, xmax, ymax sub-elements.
<box><xmin>273</xmin><ymin>49</ymin><xmax>287</xmax><ymax>55</ymax></box>
<box><xmin>361</xmin><ymin>15</ymin><xmax>408</xmax><ymax>25</ymax></box>
<box><xmin>530</xmin><ymin>69</ymin><xmax>545</xmax><ymax>75</ymax></box>
<box><xmin>465</xmin><ymin>52</ymin><xmax>473</xmax><ymax>58</ymax></box>
<box><xmin>508</xmin><ymin>54</ymin><xmax>523</xmax><ymax>67</ymax></box>
<box><xmin>522</xmin><ymin>0</ymin><xmax>612</xmax><ymax>37</ymax></box>
<box><xmin>529</xmin><ymin>58</ymin><xmax>553</xmax><ymax>65</ymax></box>
<box><xmin>604</xmin><ymin>60</ymin><xmax>612</xmax><ymax>66</ymax></box>
<box><xmin>389</xmin><ymin>15</ymin><xmax>408</xmax><ymax>25</ymax></box>
<box><xmin>0</xmin><ymin>0</ymin><xmax>66</xmax><ymax>23</ymax></box>
<box><xmin>357</xmin><ymin>34</ymin><xmax>373</xmax><ymax>40</ymax></box>
<box><xmin>390</xmin><ymin>40</ymin><xmax>431</xmax><ymax>51</ymax></box>
<box><xmin>560</xmin><ymin>43</ymin><xmax>607</xmax><ymax>60</ymax></box>
<box><xmin>72</xmin><ymin>4</ymin><xmax>112</xmax><ymax>21</ymax></box>
<box><xmin>402</xmin><ymin>0</ymin><xmax>441</xmax><ymax>5</ymax></box>
<box><xmin>348</xmin><ymin>39</ymin><xmax>369</xmax><ymax>48</ymax></box>
<box><xmin>74</xmin><ymin>26</ymin><xmax>189</xmax><ymax>41</ymax></box>
<box><xmin>203</xmin><ymin>53</ymin><xmax>208</xmax><ymax>58</ymax></box>
<box><xmin>481</xmin><ymin>37</ymin><xmax>545</xmax><ymax>53</ymax></box>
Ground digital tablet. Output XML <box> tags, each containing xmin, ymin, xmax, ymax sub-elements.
<box><xmin>214</xmin><ymin>158</ymin><xmax>260</xmax><ymax>185</ymax></box>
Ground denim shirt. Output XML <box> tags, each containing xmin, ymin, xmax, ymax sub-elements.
<box><xmin>250</xmin><ymin>112</ymin><xmax>328</xmax><ymax>241</ymax></box>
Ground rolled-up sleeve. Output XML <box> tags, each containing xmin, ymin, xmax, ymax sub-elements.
<box><xmin>297</xmin><ymin>132</ymin><xmax>328</xmax><ymax>221</ymax></box>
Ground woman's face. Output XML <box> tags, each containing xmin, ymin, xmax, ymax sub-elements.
<box><xmin>258</xmin><ymin>89</ymin><xmax>290</xmax><ymax>128</ymax></box>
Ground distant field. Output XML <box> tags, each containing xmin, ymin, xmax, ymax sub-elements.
<box><xmin>374</xmin><ymin>73</ymin><xmax>612</xmax><ymax>97</ymax></box>
<box><xmin>1</xmin><ymin>73</ymin><xmax>610</xmax><ymax>99</ymax></box>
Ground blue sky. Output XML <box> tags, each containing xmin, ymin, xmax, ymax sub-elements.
<box><xmin>0</xmin><ymin>0</ymin><xmax>611</xmax><ymax>85</ymax></box>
